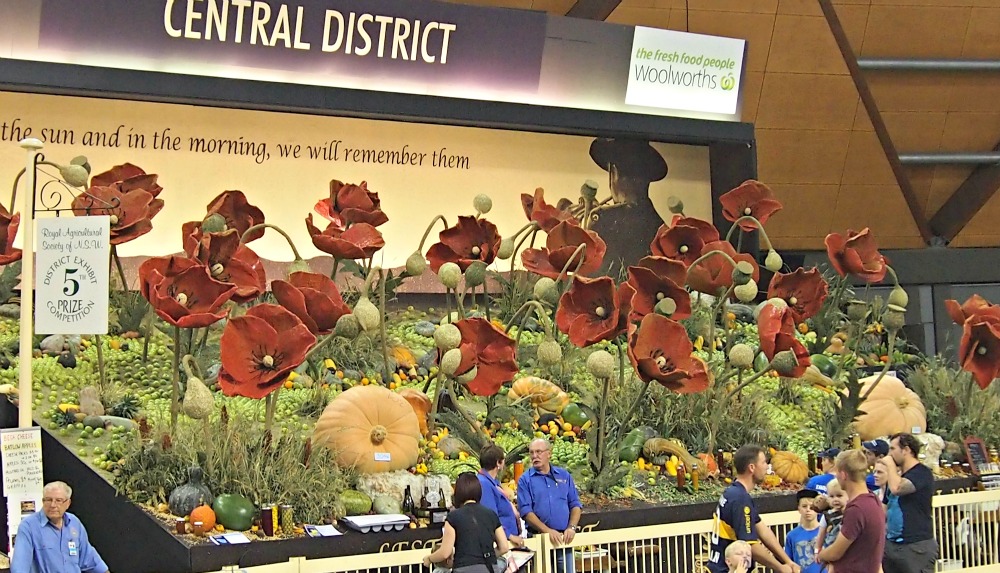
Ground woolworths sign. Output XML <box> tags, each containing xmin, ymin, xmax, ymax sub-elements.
<box><xmin>625</xmin><ymin>27</ymin><xmax>746</xmax><ymax>115</ymax></box>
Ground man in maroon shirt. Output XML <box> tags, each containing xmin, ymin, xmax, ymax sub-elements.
<box><xmin>816</xmin><ymin>450</ymin><xmax>886</xmax><ymax>573</ymax></box>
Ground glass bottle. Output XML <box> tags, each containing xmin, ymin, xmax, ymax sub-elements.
<box><xmin>691</xmin><ymin>464</ymin><xmax>700</xmax><ymax>491</ymax></box>
<box><xmin>438</xmin><ymin>487</ymin><xmax>447</xmax><ymax>508</ymax></box>
<box><xmin>676</xmin><ymin>462</ymin><xmax>687</xmax><ymax>488</ymax></box>
<box><xmin>402</xmin><ymin>486</ymin><xmax>415</xmax><ymax>515</ymax></box>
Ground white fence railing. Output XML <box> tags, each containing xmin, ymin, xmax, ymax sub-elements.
<box><xmin>205</xmin><ymin>488</ymin><xmax>1000</xmax><ymax>573</ymax></box>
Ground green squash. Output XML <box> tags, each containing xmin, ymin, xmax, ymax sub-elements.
<box><xmin>810</xmin><ymin>354</ymin><xmax>838</xmax><ymax>378</ymax></box>
<box><xmin>561</xmin><ymin>403</ymin><xmax>590</xmax><ymax>427</ymax></box>
<box><xmin>341</xmin><ymin>489</ymin><xmax>373</xmax><ymax>515</ymax></box>
<box><xmin>212</xmin><ymin>494</ymin><xmax>255</xmax><ymax>531</ymax></box>
<box><xmin>619</xmin><ymin>426</ymin><xmax>659</xmax><ymax>462</ymax></box>
<box><xmin>373</xmin><ymin>495</ymin><xmax>402</xmax><ymax>515</ymax></box>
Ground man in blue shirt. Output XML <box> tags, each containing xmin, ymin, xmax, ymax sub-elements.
<box><xmin>517</xmin><ymin>438</ymin><xmax>582</xmax><ymax>573</ymax></box>
<box><xmin>862</xmin><ymin>439</ymin><xmax>889</xmax><ymax>492</ymax></box>
<box><xmin>478</xmin><ymin>444</ymin><xmax>523</xmax><ymax>547</ymax></box>
<box><xmin>12</xmin><ymin>481</ymin><xmax>109</xmax><ymax>573</ymax></box>
<box><xmin>804</xmin><ymin>448</ymin><xmax>840</xmax><ymax>494</ymax></box>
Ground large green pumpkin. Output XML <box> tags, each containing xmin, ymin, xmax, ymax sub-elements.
<box><xmin>212</xmin><ymin>494</ymin><xmax>255</xmax><ymax>531</ymax></box>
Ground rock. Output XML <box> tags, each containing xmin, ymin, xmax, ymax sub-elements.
<box><xmin>417</xmin><ymin>351</ymin><xmax>437</xmax><ymax>371</ymax></box>
<box><xmin>0</xmin><ymin>303</ymin><xmax>20</xmax><ymax>319</ymax></box>
<box><xmin>78</xmin><ymin>386</ymin><xmax>105</xmax><ymax>417</ymax></box>
<box><xmin>522</xmin><ymin>317</ymin><xmax>540</xmax><ymax>332</ymax></box>
<box><xmin>413</xmin><ymin>321</ymin><xmax>436</xmax><ymax>337</ymax></box>
<box><xmin>342</xmin><ymin>369</ymin><xmax>363</xmax><ymax>382</ymax></box>
<box><xmin>82</xmin><ymin>415</ymin><xmax>104</xmax><ymax>429</ymax></box>
<box><xmin>40</xmin><ymin>335</ymin><xmax>70</xmax><ymax>355</ymax></box>
<box><xmin>204</xmin><ymin>362</ymin><xmax>221</xmax><ymax>383</ymax></box>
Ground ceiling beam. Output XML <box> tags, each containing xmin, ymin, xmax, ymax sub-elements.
<box><xmin>565</xmin><ymin>0</ymin><xmax>622</xmax><ymax>21</ymax></box>
<box><xmin>928</xmin><ymin>139</ymin><xmax>1000</xmax><ymax>243</ymax></box>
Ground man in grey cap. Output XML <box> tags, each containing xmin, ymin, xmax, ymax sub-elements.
<box><xmin>863</xmin><ymin>439</ymin><xmax>889</xmax><ymax>492</ymax></box>
<box><xmin>804</xmin><ymin>448</ymin><xmax>840</xmax><ymax>494</ymax></box>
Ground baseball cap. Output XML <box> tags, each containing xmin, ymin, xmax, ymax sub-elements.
<box><xmin>818</xmin><ymin>447</ymin><xmax>841</xmax><ymax>460</ymax></box>
<box><xmin>797</xmin><ymin>489</ymin><xmax>820</xmax><ymax>502</ymax></box>
<box><xmin>862</xmin><ymin>439</ymin><xmax>889</xmax><ymax>457</ymax></box>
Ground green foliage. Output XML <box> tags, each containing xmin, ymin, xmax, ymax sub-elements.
<box><xmin>908</xmin><ymin>357</ymin><xmax>1000</xmax><ymax>448</ymax></box>
<box><xmin>110</xmin><ymin>290</ymin><xmax>151</xmax><ymax>335</ymax></box>
<box><xmin>107</xmin><ymin>393</ymin><xmax>142</xmax><ymax>419</ymax></box>
<box><xmin>0</xmin><ymin>261</ymin><xmax>21</xmax><ymax>304</ymax></box>
<box><xmin>489</xmin><ymin>271</ymin><xmax>535</xmax><ymax>325</ymax></box>
<box><xmin>114</xmin><ymin>408</ymin><xmax>352</xmax><ymax>524</ymax></box>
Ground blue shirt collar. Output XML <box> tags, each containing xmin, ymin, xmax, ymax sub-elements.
<box><xmin>526</xmin><ymin>465</ymin><xmax>567</xmax><ymax>478</ymax></box>
<box><xmin>479</xmin><ymin>469</ymin><xmax>501</xmax><ymax>486</ymax></box>
<box><xmin>34</xmin><ymin>509</ymin><xmax>75</xmax><ymax>529</ymax></box>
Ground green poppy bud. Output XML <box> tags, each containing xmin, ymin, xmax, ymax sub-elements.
<box><xmin>734</xmin><ymin>279</ymin><xmax>758</xmax><ymax>303</ymax></box>
<box><xmin>667</xmin><ymin>196</ymin><xmax>684</xmax><ymax>214</ymax></box>
<box><xmin>581</xmin><ymin>180</ymin><xmax>598</xmax><ymax>201</ymax></box>
<box><xmin>441</xmin><ymin>348</ymin><xmax>463</xmax><ymax>377</ymax></box>
<box><xmin>456</xmin><ymin>365</ymin><xmax>479</xmax><ymax>384</ymax></box>
<box><xmin>846</xmin><ymin>299</ymin><xmax>869</xmax><ymax>322</ymax></box>
<box><xmin>731</xmin><ymin>260</ymin><xmax>754</xmax><ymax>286</ymax></box>
<box><xmin>473</xmin><ymin>194</ymin><xmax>493</xmax><ymax>215</ymax></box>
<box><xmin>533</xmin><ymin>277</ymin><xmax>559</xmax><ymax>305</ymax></box>
<box><xmin>496</xmin><ymin>238</ymin><xmax>515</xmax><ymax>260</ymax></box>
<box><xmin>883</xmin><ymin>304</ymin><xmax>906</xmax><ymax>331</ymax></box>
<box><xmin>406</xmin><ymin>252</ymin><xmax>427</xmax><ymax>277</ymax></box>
<box><xmin>772</xmin><ymin>350</ymin><xmax>799</xmax><ymax>376</ymax></box>
<box><xmin>764</xmin><ymin>250</ymin><xmax>783</xmax><ymax>273</ymax></box>
<box><xmin>354</xmin><ymin>297</ymin><xmax>381</xmax><ymax>331</ymax></box>
<box><xmin>334</xmin><ymin>314</ymin><xmax>361</xmax><ymax>339</ymax></box>
<box><xmin>586</xmin><ymin>350</ymin><xmax>615</xmax><ymax>379</ymax></box>
<box><xmin>729</xmin><ymin>343</ymin><xmax>755</xmax><ymax>369</ymax></box>
<box><xmin>438</xmin><ymin>262</ymin><xmax>462</xmax><ymax>289</ymax></box>
<box><xmin>286</xmin><ymin>258</ymin><xmax>312</xmax><ymax>276</ymax></box>
<box><xmin>888</xmin><ymin>286</ymin><xmax>908</xmax><ymax>309</ymax></box>
<box><xmin>537</xmin><ymin>340</ymin><xmax>563</xmax><ymax>366</ymax></box>
<box><xmin>465</xmin><ymin>261</ymin><xmax>488</xmax><ymax>287</ymax></box>
<box><xmin>202</xmin><ymin>213</ymin><xmax>228</xmax><ymax>233</ymax></box>
<box><xmin>434</xmin><ymin>323</ymin><xmax>462</xmax><ymax>351</ymax></box>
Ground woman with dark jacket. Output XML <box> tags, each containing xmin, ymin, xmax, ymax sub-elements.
<box><xmin>424</xmin><ymin>473</ymin><xmax>511</xmax><ymax>573</ymax></box>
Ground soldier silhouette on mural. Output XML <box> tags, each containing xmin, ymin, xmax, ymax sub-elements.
<box><xmin>586</xmin><ymin>137</ymin><xmax>669</xmax><ymax>275</ymax></box>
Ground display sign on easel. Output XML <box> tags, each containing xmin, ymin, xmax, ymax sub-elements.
<box><xmin>1</xmin><ymin>427</ymin><xmax>45</xmax><ymax>552</ymax></box>
<box><xmin>34</xmin><ymin>215</ymin><xmax>110</xmax><ymax>335</ymax></box>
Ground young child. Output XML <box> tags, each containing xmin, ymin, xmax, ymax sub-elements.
<box><xmin>724</xmin><ymin>540</ymin><xmax>753</xmax><ymax>573</ymax></box>
<box><xmin>784</xmin><ymin>489</ymin><xmax>822</xmax><ymax>573</ymax></box>
<box><xmin>814</xmin><ymin>479</ymin><xmax>848</xmax><ymax>572</ymax></box>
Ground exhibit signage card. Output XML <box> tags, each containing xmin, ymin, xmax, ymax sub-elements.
<box><xmin>0</xmin><ymin>0</ymin><xmax>746</xmax><ymax>121</ymax></box>
<box><xmin>34</xmin><ymin>216</ymin><xmax>111</xmax><ymax>335</ymax></box>
<box><xmin>0</xmin><ymin>427</ymin><xmax>43</xmax><ymax>496</ymax></box>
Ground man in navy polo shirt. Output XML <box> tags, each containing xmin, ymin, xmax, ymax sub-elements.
<box><xmin>517</xmin><ymin>438</ymin><xmax>582</xmax><ymax>573</ymax></box>
<box><xmin>478</xmin><ymin>443</ymin><xmax>524</xmax><ymax>547</ymax></box>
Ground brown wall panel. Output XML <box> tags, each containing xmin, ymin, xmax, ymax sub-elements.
<box><xmin>766</xmin><ymin>15</ymin><xmax>850</xmax><ymax>74</ymax></box>
<box><xmin>766</xmin><ymin>183</ymin><xmax>840</xmax><ymax>238</ymax></box>
<box><xmin>880</xmin><ymin>111</ymin><xmax>948</xmax><ymax>151</ymax></box>
<box><xmin>755</xmin><ymin>73</ymin><xmax>860</xmax><ymax>130</ymax></box>
<box><xmin>740</xmin><ymin>71</ymin><xmax>766</xmax><ymax>124</ymax></box>
<box><xmin>831</xmin><ymin>184</ymin><xmax>922</xmax><ymax>237</ymax></box>
<box><xmin>685</xmin><ymin>10</ymin><xmax>776</xmax><ymax>71</ymax></box>
<box><xmin>862</xmin><ymin>6</ymin><xmax>972</xmax><ymax>57</ymax></box>
<box><xmin>840</xmin><ymin>129</ymin><xmax>897</xmax><ymax>185</ymax></box>
<box><xmin>939</xmin><ymin>113</ymin><xmax>1000</xmax><ymax>151</ymax></box>
<box><xmin>756</xmin><ymin>129</ymin><xmax>852</xmax><ymax>184</ymax></box>
<box><xmin>867</xmin><ymin>73</ymin><xmax>954</xmax><ymax>112</ymax></box>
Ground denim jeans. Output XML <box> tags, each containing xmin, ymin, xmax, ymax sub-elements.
<box><xmin>552</xmin><ymin>547</ymin><xmax>575</xmax><ymax>573</ymax></box>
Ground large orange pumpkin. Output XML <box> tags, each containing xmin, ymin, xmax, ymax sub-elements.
<box><xmin>771</xmin><ymin>451</ymin><xmax>808</xmax><ymax>484</ymax></box>
<box><xmin>190</xmin><ymin>504</ymin><xmax>216</xmax><ymax>532</ymax></box>
<box><xmin>854</xmin><ymin>374</ymin><xmax>926</xmax><ymax>440</ymax></box>
<box><xmin>313</xmin><ymin>385</ymin><xmax>421</xmax><ymax>473</ymax></box>
<box><xmin>508</xmin><ymin>376</ymin><xmax>569</xmax><ymax>414</ymax></box>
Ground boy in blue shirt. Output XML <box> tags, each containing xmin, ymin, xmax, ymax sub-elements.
<box><xmin>785</xmin><ymin>489</ymin><xmax>822</xmax><ymax>573</ymax></box>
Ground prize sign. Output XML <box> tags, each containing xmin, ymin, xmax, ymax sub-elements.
<box><xmin>35</xmin><ymin>216</ymin><xmax>111</xmax><ymax>335</ymax></box>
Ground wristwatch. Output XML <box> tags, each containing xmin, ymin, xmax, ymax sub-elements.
<box><xmin>568</xmin><ymin>525</ymin><xmax>578</xmax><ymax>531</ymax></box>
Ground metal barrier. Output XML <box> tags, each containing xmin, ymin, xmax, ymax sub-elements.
<box><xmin>205</xmin><ymin>488</ymin><xmax>1000</xmax><ymax>573</ymax></box>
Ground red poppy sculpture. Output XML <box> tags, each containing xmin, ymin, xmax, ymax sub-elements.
<box><xmin>314</xmin><ymin>180</ymin><xmax>389</xmax><ymax>228</ymax></box>
<box><xmin>555</xmin><ymin>275</ymin><xmax>633</xmax><ymax>347</ymax></box>
<box><xmin>185</xmin><ymin>228</ymin><xmax>266</xmax><ymax>303</ymax></box>
<box><xmin>686</xmin><ymin>240</ymin><xmax>759</xmax><ymax>296</ymax></box>
<box><xmin>520</xmin><ymin>188</ymin><xmax>575</xmax><ymax>232</ymax></box>
<box><xmin>945</xmin><ymin>294</ymin><xmax>999</xmax><ymax>326</ymax></box>
<box><xmin>627</xmin><ymin>314</ymin><xmax>711</xmax><ymax>393</ymax></box>
<box><xmin>0</xmin><ymin>207</ymin><xmax>22</xmax><ymax>265</ymax></box>
<box><xmin>204</xmin><ymin>190</ymin><xmax>266</xmax><ymax>243</ymax></box>
<box><xmin>625</xmin><ymin>256</ymin><xmax>691</xmax><ymax>322</ymax></box>
<box><xmin>217</xmin><ymin>304</ymin><xmax>317</xmax><ymax>399</ymax></box>
<box><xmin>649</xmin><ymin>218</ymin><xmax>720</xmax><ymax>267</ymax></box>
<box><xmin>719</xmin><ymin>180</ymin><xmax>783</xmax><ymax>232</ymax></box>
<box><xmin>958</xmin><ymin>312</ymin><xmax>1000</xmax><ymax>390</ymax></box>
<box><xmin>766</xmin><ymin>267</ymin><xmax>829</xmax><ymax>323</ymax></box>
<box><xmin>139</xmin><ymin>255</ymin><xmax>236</xmax><ymax>328</ymax></box>
<box><xmin>272</xmin><ymin>272</ymin><xmax>352</xmax><ymax>335</ymax></box>
<box><xmin>453</xmin><ymin>318</ymin><xmax>519</xmax><ymax>396</ymax></box>
<box><xmin>824</xmin><ymin>228</ymin><xmax>887</xmax><ymax>283</ymax></box>
<box><xmin>757</xmin><ymin>303</ymin><xmax>811</xmax><ymax>377</ymax></box>
<box><xmin>90</xmin><ymin>163</ymin><xmax>164</xmax><ymax>198</ymax></box>
<box><xmin>71</xmin><ymin>185</ymin><xmax>163</xmax><ymax>245</ymax></box>
<box><xmin>425</xmin><ymin>215</ymin><xmax>502</xmax><ymax>272</ymax></box>
<box><xmin>305</xmin><ymin>215</ymin><xmax>385</xmax><ymax>260</ymax></box>
<box><xmin>521</xmin><ymin>221</ymin><xmax>607</xmax><ymax>279</ymax></box>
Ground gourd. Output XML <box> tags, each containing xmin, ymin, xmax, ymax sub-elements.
<box><xmin>560</xmin><ymin>403</ymin><xmax>590</xmax><ymax>427</ymax></box>
<box><xmin>697</xmin><ymin>453</ymin><xmax>719</xmax><ymax>475</ymax></box>
<box><xmin>508</xmin><ymin>377</ymin><xmax>569</xmax><ymax>415</ymax></box>
<box><xmin>854</xmin><ymin>374</ymin><xmax>926</xmax><ymax>440</ymax></box>
<box><xmin>312</xmin><ymin>385</ymin><xmax>421</xmax><ymax>473</ymax></box>
<box><xmin>190</xmin><ymin>504</ymin><xmax>217</xmax><ymax>532</ymax></box>
<box><xmin>182</xmin><ymin>356</ymin><xmax>214</xmax><ymax>420</ymax></box>
<box><xmin>398</xmin><ymin>388</ymin><xmax>432</xmax><ymax>436</ymax></box>
<box><xmin>373</xmin><ymin>495</ymin><xmax>402</xmax><ymax>515</ymax></box>
<box><xmin>212</xmin><ymin>494</ymin><xmax>255</xmax><ymax>531</ymax></box>
<box><xmin>771</xmin><ymin>451</ymin><xmax>809</xmax><ymax>484</ymax></box>
<box><xmin>643</xmin><ymin>438</ymin><xmax>708</xmax><ymax>478</ymax></box>
<box><xmin>619</xmin><ymin>427</ymin><xmax>658</xmax><ymax>463</ymax></box>
<box><xmin>438</xmin><ymin>436</ymin><xmax>472</xmax><ymax>460</ymax></box>
<box><xmin>168</xmin><ymin>466</ymin><xmax>214</xmax><ymax>517</ymax></box>
<box><xmin>341</xmin><ymin>489</ymin><xmax>373</xmax><ymax>515</ymax></box>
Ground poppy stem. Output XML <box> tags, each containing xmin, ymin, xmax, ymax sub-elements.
<box><xmin>141</xmin><ymin>311</ymin><xmax>152</xmax><ymax>363</ymax></box>
<box><xmin>426</xmin><ymin>370</ymin><xmax>444</xmax><ymax>436</ymax></box>
<box><xmin>302</xmin><ymin>330</ymin><xmax>339</xmax><ymax>364</ymax></box>
<box><xmin>504</xmin><ymin>301</ymin><xmax>551</xmax><ymax>338</ymax></box>
<box><xmin>95</xmin><ymin>334</ymin><xmax>107</xmax><ymax>398</ymax></box>
<box><xmin>110</xmin><ymin>246</ymin><xmax>129</xmax><ymax>290</ymax></box>
<box><xmin>885</xmin><ymin>265</ymin><xmax>899</xmax><ymax>287</ymax></box>
<box><xmin>265</xmin><ymin>387</ymin><xmax>280</xmax><ymax>432</ymax></box>
<box><xmin>859</xmin><ymin>331</ymin><xmax>896</xmax><ymax>402</ymax></box>
<box><xmin>685</xmin><ymin>249</ymin><xmax>740</xmax><ymax>278</ymax></box>
<box><xmin>378</xmin><ymin>267</ymin><xmax>391</xmax><ymax>385</ymax></box>
<box><xmin>725</xmin><ymin>357</ymin><xmax>776</xmax><ymax>401</ymax></box>
<box><xmin>330</xmin><ymin>258</ymin><xmax>340</xmax><ymax>280</ymax></box>
<box><xmin>482</xmin><ymin>283</ymin><xmax>492</xmax><ymax>323</ymax></box>
<box><xmin>723</xmin><ymin>215</ymin><xmax>774</xmax><ymax>250</ymax></box>
<box><xmin>508</xmin><ymin>227</ymin><xmax>539</xmax><ymax>275</ymax></box>
<box><xmin>614</xmin><ymin>381</ymin><xmax>650</xmax><ymax>452</ymax></box>
<box><xmin>554</xmin><ymin>244</ymin><xmax>588</xmax><ymax>290</ymax></box>
<box><xmin>171</xmin><ymin>325</ymin><xmax>180</xmax><ymax>433</ymax></box>
<box><xmin>454</xmin><ymin>285</ymin><xmax>466</xmax><ymax>319</ymax></box>
<box><xmin>446</xmin><ymin>377</ymin><xmax>489</xmax><ymax>443</ymax></box>
<box><xmin>416</xmin><ymin>215</ymin><xmax>450</xmax><ymax>253</ymax></box>
<box><xmin>240</xmin><ymin>223</ymin><xmax>302</xmax><ymax>260</ymax></box>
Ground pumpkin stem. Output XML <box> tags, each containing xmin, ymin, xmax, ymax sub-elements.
<box><xmin>370</xmin><ymin>424</ymin><xmax>388</xmax><ymax>445</ymax></box>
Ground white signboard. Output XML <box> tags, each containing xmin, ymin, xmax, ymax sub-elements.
<box><xmin>34</xmin><ymin>216</ymin><xmax>110</xmax><ymax>335</ymax></box>
<box><xmin>625</xmin><ymin>27</ymin><xmax>745</xmax><ymax>115</ymax></box>
<box><xmin>1</xmin><ymin>428</ymin><xmax>44</xmax><ymax>496</ymax></box>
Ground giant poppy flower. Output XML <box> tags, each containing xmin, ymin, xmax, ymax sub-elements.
<box><xmin>555</xmin><ymin>275</ymin><xmax>633</xmax><ymax>347</ymax></box>
<box><xmin>90</xmin><ymin>163</ymin><xmax>163</xmax><ymax>198</ymax></box>
<box><xmin>139</xmin><ymin>255</ymin><xmax>236</xmax><ymax>328</ymax></box>
<box><xmin>520</xmin><ymin>188</ymin><xmax>575</xmax><ymax>232</ymax></box>
<box><xmin>314</xmin><ymin>180</ymin><xmax>389</xmax><ymax>228</ymax></box>
<box><xmin>217</xmin><ymin>304</ymin><xmax>317</xmax><ymax>399</ymax></box>
<box><xmin>454</xmin><ymin>317</ymin><xmax>518</xmax><ymax>396</ymax></box>
<box><xmin>425</xmin><ymin>216</ymin><xmax>502</xmax><ymax>273</ymax></box>
<box><xmin>766</xmin><ymin>267</ymin><xmax>829</xmax><ymax>322</ymax></box>
<box><xmin>186</xmin><ymin>228</ymin><xmax>266</xmax><ymax>303</ymax></box>
<box><xmin>958</xmin><ymin>313</ymin><xmax>1000</xmax><ymax>389</ymax></box>
<box><xmin>72</xmin><ymin>185</ymin><xmax>163</xmax><ymax>245</ymax></box>
<box><xmin>306</xmin><ymin>215</ymin><xmax>384</xmax><ymax>260</ymax></box>
<box><xmin>272</xmin><ymin>272</ymin><xmax>352</xmax><ymax>335</ymax></box>
<box><xmin>720</xmin><ymin>180</ymin><xmax>783</xmax><ymax>232</ymax></box>
<box><xmin>627</xmin><ymin>314</ymin><xmax>711</xmax><ymax>393</ymax></box>
<box><xmin>649</xmin><ymin>219</ymin><xmax>720</xmax><ymax>267</ymax></box>
<box><xmin>687</xmin><ymin>240</ymin><xmax>759</xmax><ymax>297</ymax></box>
<box><xmin>521</xmin><ymin>221</ymin><xmax>607</xmax><ymax>279</ymax></box>
<box><xmin>757</xmin><ymin>303</ymin><xmax>810</xmax><ymax>377</ymax></box>
<box><xmin>626</xmin><ymin>256</ymin><xmax>691</xmax><ymax>322</ymax></box>
<box><xmin>204</xmin><ymin>190</ymin><xmax>266</xmax><ymax>243</ymax></box>
<box><xmin>945</xmin><ymin>294</ymin><xmax>1000</xmax><ymax>326</ymax></box>
<box><xmin>0</xmin><ymin>206</ymin><xmax>22</xmax><ymax>266</ymax></box>
<box><xmin>825</xmin><ymin>228</ymin><xmax>887</xmax><ymax>283</ymax></box>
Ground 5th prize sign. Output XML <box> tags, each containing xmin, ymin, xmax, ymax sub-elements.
<box><xmin>35</xmin><ymin>216</ymin><xmax>110</xmax><ymax>335</ymax></box>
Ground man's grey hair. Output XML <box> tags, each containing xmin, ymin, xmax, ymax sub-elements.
<box><xmin>44</xmin><ymin>481</ymin><xmax>72</xmax><ymax>498</ymax></box>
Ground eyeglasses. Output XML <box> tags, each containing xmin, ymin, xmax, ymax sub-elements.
<box><xmin>42</xmin><ymin>498</ymin><xmax>68</xmax><ymax>504</ymax></box>
<box><xmin>528</xmin><ymin>449</ymin><xmax>550</xmax><ymax>456</ymax></box>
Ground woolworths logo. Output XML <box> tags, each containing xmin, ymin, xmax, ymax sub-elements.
<box><xmin>631</xmin><ymin>47</ymin><xmax>739</xmax><ymax>92</ymax></box>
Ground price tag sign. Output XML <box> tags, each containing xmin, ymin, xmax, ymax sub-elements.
<box><xmin>1</xmin><ymin>427</ymin><xmax>44</xmax><ymax>496</ymax></box>
<box><xmin>35</xmin><ymin>216</ymin><xmax>110</xmax><ymax>334</ymax></box>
